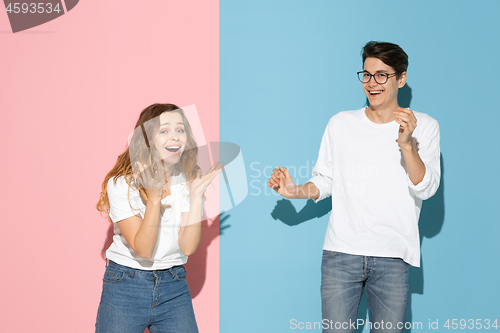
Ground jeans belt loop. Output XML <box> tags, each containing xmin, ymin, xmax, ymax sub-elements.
<box><xmin>168</xmin><ymin>267</ymin><xmax>177</xmax><ymax>280</ymax></box>
<box><xmin>128</xmin><ymin>268</ymin><xmax>135</xmax><ymax>278</ymax></box>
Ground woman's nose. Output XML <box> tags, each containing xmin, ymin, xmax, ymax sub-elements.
<box><xmin>169</xmin><ymin>131</ymin><xmax>179</xmax><ymax>141</ymax></box>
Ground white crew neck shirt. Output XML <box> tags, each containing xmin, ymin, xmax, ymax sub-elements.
<box><xmin>105</xmin><ymin>172</ymin><xmax>191</xmax><ymax>270</ymax></box>
<box><xmin>309</xmin><ymin>108</ymin><xmax>440</xmax><ymax>267</ymax></box>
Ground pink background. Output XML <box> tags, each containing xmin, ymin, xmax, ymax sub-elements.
<box><xmin>0</xmin><ymin>1</ymin><xmax>219</xmax><ymax>332</ymax></box>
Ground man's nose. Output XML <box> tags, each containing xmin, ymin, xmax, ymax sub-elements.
<box><xmin>367</xmin><ymin>76</ymin><xmax>379</xmax><ymax>87</ymax></box>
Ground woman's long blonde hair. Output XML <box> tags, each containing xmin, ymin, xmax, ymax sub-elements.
<box><xmin>96</xmin><ymin>103</ymin><xmax>200</xmax><ymax>218</ymax></box>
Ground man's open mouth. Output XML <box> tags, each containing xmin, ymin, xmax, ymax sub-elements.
<box><xmin>369</xmin><ymin>90</ymin><xmax>383</xmax><ymax>96</ymax></box>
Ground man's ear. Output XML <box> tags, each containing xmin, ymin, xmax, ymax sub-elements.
<box><xmin>398</xmin><ymin>71</ymin><xmax>407</xmax><ymax>88</ymax></box>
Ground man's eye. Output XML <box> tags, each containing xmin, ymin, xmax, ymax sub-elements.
<box><xmin>377</xmin><ymin>74</ymin><xmax>387</xmax><ymax>78</ymax></box>
<box><xmin>363</xmin><ymin>73</ymin><xmax>370</xmax><ymax>77</ymax></box>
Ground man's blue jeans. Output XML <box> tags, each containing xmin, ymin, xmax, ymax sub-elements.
<box><xmin>95</xmin><ymin>260</ymin><xmax>198</xmax><ymax>333</ymax></box>
<box><xmin>321</xmin><ymin>251</ymin><xmax>409</xmax><ymax>333</ymax></box>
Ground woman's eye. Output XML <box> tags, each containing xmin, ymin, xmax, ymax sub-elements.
<box><xmin>160</xmin><ymin>130</ymin><xmax>168</xmax><ymax>134</ymax></box>
<box><xmin>177</xmin><ymin>129</ymin><xmax>185</xmax><ymax>133</ymax></box>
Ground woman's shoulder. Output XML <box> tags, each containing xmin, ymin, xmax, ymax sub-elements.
<box><xmin>107</xmin><ymin>175</ymin><xmax>138</xmax><ymax>197</ymax></box>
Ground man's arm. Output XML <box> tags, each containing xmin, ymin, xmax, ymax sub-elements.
<box><xmin>394</xmin><ymin>108</ymin><xmax>441</xmax><ymax>200</ymax></box>
<box><xmin>394</xmin><ymin>107</ymin><xmax>425</xmax><ymax>185</ymax></box>
<box><xmin>268</xmin><ymin>166</ymin><xmax>320</xmax><ymax>200</ymax></box>
<box><xmin>400</xmin><ymin>142</ymin><xmax>426</xmax><ymax>186</ymax></box>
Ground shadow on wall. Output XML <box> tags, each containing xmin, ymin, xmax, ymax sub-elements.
<box><xmin>184</xmin><ymin>212</ymin><xmax>230</xmax><ymax>298</ymax></box>
<box><xmin>271</xmin><ymin>198</ymin><xmax>331</xmax><ymax>225</ymax></box>
<box><xmin>398</xmin><ymin>84</ymin><xmax>412</xmax><ymax>109</ymax></box>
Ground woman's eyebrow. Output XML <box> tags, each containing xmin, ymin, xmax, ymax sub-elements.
<box><xmin>160</xmin><ymin>122</ymin><xmax>185</xmax><ymax>126</ymax></box>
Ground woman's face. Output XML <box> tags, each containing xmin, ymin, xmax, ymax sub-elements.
<box><xmin>153</xmin><ymin>112</ymin><xmax>188</xmax><ymax>165</ymax></box>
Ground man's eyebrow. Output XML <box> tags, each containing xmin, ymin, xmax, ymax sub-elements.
<box><xmin>363</xmin><ymin>70</ymin><xmax>389</xmax><ymax>74</ymax></box>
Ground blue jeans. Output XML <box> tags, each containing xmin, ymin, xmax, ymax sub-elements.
<box><xmin>95</xmin><ymin>260</ymin><xmax>199</xmax><ymax>333</ymax></box>
<box><xmin>321</xmin><ymin>251</ymin><xmax>409</xmax><ymax>333</ymax></box>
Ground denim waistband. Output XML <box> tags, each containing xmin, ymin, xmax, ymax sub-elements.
<box><xmin>106</xmin><ymin>259</ymin><xmax>184</xmax><ymax>274</ymax></box>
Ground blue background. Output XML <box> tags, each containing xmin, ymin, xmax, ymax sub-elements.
<box><xmin>220</xmin><ymin>1</ymin><xmax>500</xmax><ymax>332</ymax></box>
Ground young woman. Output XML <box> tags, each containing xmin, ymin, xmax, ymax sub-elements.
<box><xmin>95</xmin><ymin>103</ymin><xmax>222</xmax><ymax>333</ymax></box>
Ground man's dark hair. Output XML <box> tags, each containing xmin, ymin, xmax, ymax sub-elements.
<box><xmin>362</xmin><ymin>41</ymin><xmax>408</xmax><ymax>78</ymax></box>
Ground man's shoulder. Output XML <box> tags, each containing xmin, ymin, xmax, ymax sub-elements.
<box><xmin>412</xmin><ymin>110</ymin><xmax>438</xmax><ymax>124</ymax></box>
<box><xmin>408</xmin><ymin>110</ymin><xmax>440</xmax><ymax>141</ymax></box>
<box><xmin>411</xmin><ymin>110</ymin><xmax>440</xmax><ymax>133</ymax></box>
<box><xmin>327</xmin><ymin>108</ymin><xmax>364</xmax><ymax>124</ymax></box>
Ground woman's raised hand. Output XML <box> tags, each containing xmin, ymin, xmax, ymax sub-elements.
<box><xmin>132</xmin><ymin>161</ymin><xmax>167</xmax><ymax>200</ymax></box>
<box><xmin>190</xmin><ymin>162</ymin><xmax>225</xmax><ymax>199</ymax></box>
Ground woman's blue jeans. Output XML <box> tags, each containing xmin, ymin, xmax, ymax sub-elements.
<box><xmin>95</xmin><ymin>260</ymin><xmax>199</xmax><ymax>333</ymax></box>
<box><xmin>321</xmin><ymin>251</ymin><xmax>409</xmax><ymax>333</ymax></box>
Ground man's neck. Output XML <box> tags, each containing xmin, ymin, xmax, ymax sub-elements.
<box><xmin>365</xmin><ymin>103</ymin><xmax>399</xmax><ymax>124</ymax></box>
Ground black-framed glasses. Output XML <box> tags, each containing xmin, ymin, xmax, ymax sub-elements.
<box><xmin>357</xmin><ymin>71</ymin><xmax>398</xmax><ymax>84</ymax></box>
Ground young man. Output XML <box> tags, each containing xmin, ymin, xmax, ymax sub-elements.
<box><xmin>268</xmin><ymin>41</ymin><xmax>440</xmax><ymax>333</ymax></box>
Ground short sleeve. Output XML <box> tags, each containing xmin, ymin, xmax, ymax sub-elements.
<box><xmin>107</xmin><ymin>177</ymin><xmax>141</xmax><ymax>223</ymax></box>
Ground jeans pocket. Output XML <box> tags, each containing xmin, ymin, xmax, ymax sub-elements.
<box><xmin>102</xmin><ymin>267</ymin><xmax>126</xmax><ymax>283</ymax></box>
<box><xmin>322</xmin><ymin>250</ymin><xmax>339</xmax><ymax>259</ymax></box>
<box><xmin>172</xmin><ymin>266</ymin><xmax>187</xmax><ymax>281</ymax></box>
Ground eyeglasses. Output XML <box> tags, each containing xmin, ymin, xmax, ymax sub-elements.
<box><xmin>357</xmin><ymin>71</ymin><xmax>398</xmax><ymax>84</ymax></box>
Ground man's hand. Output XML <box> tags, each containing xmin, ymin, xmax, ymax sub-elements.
<box><xmin>393</xmin><ymin>107</ymin><xmax>417</xmax><ymax>148</ymax></box>
<box><xmin>267</xmin><ymin>166</ymin><xmax>297</xmax><ymax>199</ymax></box>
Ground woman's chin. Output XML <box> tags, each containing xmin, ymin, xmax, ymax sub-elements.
<box><xmin>161</xmin><ymin>154</ymin><xmax>181</xmax><ymax>165</ymax></box>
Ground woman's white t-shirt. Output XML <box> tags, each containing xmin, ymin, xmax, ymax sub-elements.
<box><xmin>105</xmin><ymin>173</ymin><xmax>191</xmax><ymax>270</ymax></box>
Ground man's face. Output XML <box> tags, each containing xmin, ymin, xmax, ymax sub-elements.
<box><xmin>362</xmin><ymin>57</ymin><xmax>406</xmax><ymax>109</ymax></box>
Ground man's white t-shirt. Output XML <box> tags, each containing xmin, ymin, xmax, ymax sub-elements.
<box><xmin>309</xmin><ymin>108</ymin><xmax>440</xmax><ymax>267</ymax></box>
<box><xmin>105</xmin><ymin>172</ymin><xmax>191</xmax><ymax>270</ymax></box>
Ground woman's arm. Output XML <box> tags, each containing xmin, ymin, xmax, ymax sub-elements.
<box><xmin>178</xmin><ymin>163</ymin><xmax>224</xmax><ymax>256</ymax></box>
<box><xmin>178</xmin><ymin>196</ymin><xmax>203</xmax><ymax>256</ymax></box>
<box><xmin>115</xmin><ymin>162</ymin><xmax>167</xmax><ymax>259</ymax></box>
<box><xmin>116</xmin><ymin>189</ymin><xmax>162</xmax><ymax>259</ymax></box>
